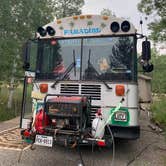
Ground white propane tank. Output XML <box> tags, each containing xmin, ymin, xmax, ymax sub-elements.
<box><xmin>92</xmin><ymin>116</ymin><xmax>105</xmax><ymax>139</ymax></box>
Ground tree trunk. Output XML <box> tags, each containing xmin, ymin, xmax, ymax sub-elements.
<box><xmin>7</xmin><ymin>77</ymin><xmax>15</xmax><ymax>109</ymax></box>
<box><xmin>7</xmin><ymin>55</ymin><xmax>17</xmax><ymax>109</ymax></box>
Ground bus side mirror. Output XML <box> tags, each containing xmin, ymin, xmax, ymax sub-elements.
<box><xmin>142</xmin><ymin>40</ymin><xmax>151</xmax><ymax>61</ymax></box>
<box><xmin>141</xmin><ymin>40</ymin><xmax>153</xmax><ymax>72</ymax></box>
<box><xmin>23</xmin><ymin>41</ymin><xmax>30</xmax><ymax>70</ymax></box>
<box><xmin>142</xmin><ymin>63</ymin><xmax>154</xmax><ymax>72</ymax></box>
<box><xmin>22</xmin><ymin>40</ymin><xmax>37</xmax><ymax>71</ymax></box>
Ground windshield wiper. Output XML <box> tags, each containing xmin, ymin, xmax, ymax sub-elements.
<box><xmin>87</xmin><ymin>49</ymin><xmax>112</xmax><ymax>90</ymax></box>
<box><xmin>51</xmin><ymin>50</ymin><xmax>76</xmax><ymax>88</ymax></box>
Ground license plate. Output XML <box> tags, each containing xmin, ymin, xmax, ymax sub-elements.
<box><xmin>35</xmin><ymin>135</ymin><xmax>53</xmax><ymax>147</ymax></box>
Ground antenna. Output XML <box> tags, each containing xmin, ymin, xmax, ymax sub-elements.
<box><xmin>140</xmin><ymin>17</ymin><xmax>143</xmax><ymax>34</ymax></box>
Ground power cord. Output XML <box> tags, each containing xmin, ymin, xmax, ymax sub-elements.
<box><xmin>126</xmin><ymin>124</ymin><xmax>165</xmax><ymax>166</ymax></box>
<box><xmin>106</xmin><ymin>124</ymin><xmax>115</xmax><ymax>166</ymax></box>
<box><xmin>77</xmin><ymin>123</ymin><xmax>115</xmax><ymax>166</ymax></box>
<box><xmin>77</xmin><ymin>138</ymin><xmax>85</xmax><ymax>166</ymax></box>
<box><xmin>126</xmin><ymin>141</ymin><xmax>157</xmax><ymax>166</ymax></box>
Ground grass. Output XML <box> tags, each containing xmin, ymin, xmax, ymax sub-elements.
<box><xmin>138</xmin><ymin>52</ymin><xmax>166</xmax><ymax>94</ymax></box>
<box><xmin>151</xmin><ymin>54</ymin><xmax>166</xmax><ymax>94</ymax></box>
<box><xmin>0</xmin><ymin>85</ymin><xmax>23</xmax><ymax>121</ymax></box>
<box><xmin>151</xmin><ymin>96</ymin><xmax>166</xmax><ymax>130</ymax></box>
<box><xmin>0</xmin><ymin>82</ymin><xmax>33</xmax><ymax>122</ymax></box>
<box><xmin>138</xmin><ymin>53</ymin><xmax>166</xmax><ymax>130</ymax></box>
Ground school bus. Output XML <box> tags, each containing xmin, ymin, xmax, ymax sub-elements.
<box><xmin>20</xmin><ymin>15</ymin><xmax>153</xmax><ymax>147</ymax></box>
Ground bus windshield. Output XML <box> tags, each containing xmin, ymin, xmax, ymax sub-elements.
<box><xmin>35</xmin><ymin>36</ymin><xmax>136</xmax><ymax>82</ymax></box>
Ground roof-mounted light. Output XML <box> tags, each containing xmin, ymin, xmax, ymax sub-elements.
<box><xmin>121</xmin><ymin>21</ymin><xmax>130</xmax><ymax>32</ymax></box>
<box><xmin>46</xmin><ymin>26</ymin><xmax>56</xmax><ymax>36</ymax></box>
<box><xmin>37</xmin><ymin>27</ymin><xmax>47</xmax><ymax>37</ymax></box>
<box><xmin>110</xmin><ymin>22</ymin><xmax>120</xmax><ymax>33</ymax></box>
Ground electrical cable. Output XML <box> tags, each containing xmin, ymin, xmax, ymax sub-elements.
<box><xmin>77</xmin><ymin>140</ymin><xmax>85</xmax><ymax>166</ymax></box>
<box><xmin>76</xmin><ymin>122</ymin><xmax>165</xmax><ymax>166</ymax></box>
<box><xmin>77</xmin><ymin>114</ymin><xmax>115</xmax><ymax>166</ymax></box>
<box><xmin>90</xmin><ymin>108</ymin><xmax>102</xmax><ymax>166</ymax></box>
<box><xmin>140</xmin><ymin>128</ymin><xmax>164</xmax><ymax>135</ymax></box>
<box><xmin>126</xmin><ymin>141</ymin><xmax>157</xmax><ymax>166</ymax></box>
<box><xmin>89</xmin><ymin>122</ymin><xmax>115</xmax><ymax>166</ymax></box>
<box><xmin>103</xmin><ymin>98</ymin><xmax>126</xmax><ymax>166</ymax></box>
<box><xmin>17</xmin><ymin>140</ymin><xmax>25</xmax><ymax>163</ymax></box>
<box><xmin>91</xmin><ymin>102</ymin><xmax>123</xmax><ymax>166</ymax></box>
<box><xmin>92</xmin><ymin>140</ymin><xmax>95</xmax><ymax>166</ymax></box>
<box><xmin>106</xmin><ymin>124</ymin><xmax>115</xmax><ymax>166</ymax></box>
<box><xmin>92</xmin><ymin>115</ymin><xmax>115</xmax><ymax>166</ymax></box>
<box><xmin>125</xmin><ymin>110</ymin><xmax>165</xmax><ymax>166</ymax></box>
<box><xmin>92</xmin><ymin>118</ymin><xmax>115</xmax><ymax>166</ymax></box>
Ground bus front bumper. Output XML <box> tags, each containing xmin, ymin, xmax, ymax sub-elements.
<box><xmin>106</xmin><ymin>125</ymin><xmax>140</xmax><ymax>140</ymax></box>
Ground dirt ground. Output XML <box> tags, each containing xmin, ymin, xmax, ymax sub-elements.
<box><xmin>0</xmin><ymin>106</ymin><xmax>165</xmax><ymax>166</ymax></box>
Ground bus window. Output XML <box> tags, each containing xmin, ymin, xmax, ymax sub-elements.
<box><xmin>82</xmin><ymin>36</ymin><xmax>136</xmax><ymax>82</ymax></box>
<box><xmin>36</xmin><ymin>39</ymin><xmax>81</xmax><ymax>80</ymax></box>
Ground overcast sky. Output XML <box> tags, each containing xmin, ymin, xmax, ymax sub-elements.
<box><xmin>82</xmin><ymin>0</ymin><xmax>150</xmax><ymax>36</ymax></box>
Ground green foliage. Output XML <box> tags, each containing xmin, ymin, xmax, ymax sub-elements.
<box><xmin>0</xmin><ymin>0</ymin><xmax>55</xmax><ymax>81</ymax></box>
<box><xmin>110</xmin><ymin>37</ymin><xmax>133</xmax><ymax>69</ymax></box>
<box><xmin>0</xmin><ymin>0</ymin><xmax>84</xmax><ymax>82</ymax></box>
<box><xmin>148</xmin><ymin>19</ymin><xmax>166</xmax><ymax>42</ymax></box>
<box><xmin>0</xmin><ymin>85</ymin><xmax>23</xmax><ymax>121</ymax></box>
<box><xmin>138</xmin><ymin>49</ymin><xmax>166</xmax><ymax>93</ymax></box>
<box><xmin>151</xmin><ymin>52</ymin><xmax>166</xmax><ymax>93</ymax></box>
<box><xmin>151</xmin><ymin>96</ymin><xmax>166</xmax><ymax>128</ymax></box>
<box><xmin>137</xmin><ymin>0</ymin><xmax>166</xmax><ymax>42</ymax></box>
<box><xmin>100</xmin><ymin>8</ymin><xmax>112</xmax><ymax>16</ymax></box>
<box><xmin>53</xmin><ymin>0</ymin><xmax>84</xmax><ymax>19</ymax></box>
<box><xmin>0</xmin><ymin>83</ymin><xmax>33</xmax><ymax>121</ymax></box>
<box><xmin>0</xmin><ymin>0</ymin><xmax>84</xmax><ymax>120</ymax></box>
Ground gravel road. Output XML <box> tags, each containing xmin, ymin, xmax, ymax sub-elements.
<box><xmin>0</xmin><ymin>107</ymin><xmax>165</xmax><ymax>166</ymax></box>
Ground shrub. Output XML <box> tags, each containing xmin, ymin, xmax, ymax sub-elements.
<box><xmin>151</xmin><ymin>96</ymin><xmax>166</xmax><ymax>128</ymax></box>
<box><xmin>0</xmin><ymin>85</ymin><xmax>23</xmax><ymax>121</ymax></box>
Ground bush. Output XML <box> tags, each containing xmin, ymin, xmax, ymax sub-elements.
<box><xmin>151</xmin><ymin>96</ymin><xmax>166</xmax><ymax>128</ymax></box>
<box><xmin>151</xmin><ymin>54</ymin><xmax>166</xmax><ymax>93</ymax></box>
<box><xmin>0</xmin><ymin>85</ymin><xmax>23</xmax><ymax>121</ymax></box>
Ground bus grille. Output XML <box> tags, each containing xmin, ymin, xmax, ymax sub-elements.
<box><xmin>90</xmin><ymin>106</ymin><xmax>101</xmax><ymax>121</ymax></box>
<box><xmin>60</xmin><ymin>84</ymin><xmax>79</xmax><ymax>94</ymax></box>
<box><xmin>81</xmin><ymin>84</ymin><xmax>101</xmax><ymax>100</ymax></box>
<box><xmin>60</xmin><ymin>84</ymin><xmax>101</xmax><ymax>100</ymax></box>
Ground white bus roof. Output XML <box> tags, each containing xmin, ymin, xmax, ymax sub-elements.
<box><xmin>37</xmin><ymin>15</ymin><xmax>136</xmax><ymax>38</ymax></box>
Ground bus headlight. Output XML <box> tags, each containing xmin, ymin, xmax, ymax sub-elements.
<box><xmin>37</xmin><ymin>27</ymin><xmax>47</xmax><ymax>37</ymax></box>
<box><xmin>110</xmin><ymin>22</ymin><xmax>120</xmax><ymax>33</ymax></box>
<box><xmin>114</xmin><ymin>111</ymin><xmax>127</xmax><ymax>121</ymax></box>
<box><xmin>121</xmin><ymin>21</ymin><xmax>130</xmax><ymax>32</ymax></box>
<box><xmin>46</xmin><ymin>26</ymin><xmax>56</xmax><ymax>36</ymax></box>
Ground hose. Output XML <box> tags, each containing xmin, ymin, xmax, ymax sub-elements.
<box><xmin>126</xmin><ymin>141</ymin><xmax>157</xmax><ymax>166</ymax></box>
<box><xmin>77</xmin><ymin>140</ymin><xmax>85</xmax><ymax>166</ymax></box>
<box><xmin>106</xmin><ymin>124</ymin><xmax>115</xmax><ymax>166</ymax></box>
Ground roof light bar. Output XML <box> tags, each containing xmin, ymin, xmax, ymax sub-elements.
<box><xmin>46</xmin><ymin>26</ymin><xmax>56</xmax><ymax>36</ymax></box>
<box><xmin>121</xmin><ymin>21</ymin><xmax>130</xmax><ymax>32</ymax></box>
<box><xmin>37</xmin><ymin>27</ymin><xmax>47</xmax><ymax>37</ymax></box>
<box><xmin>110</xmin><ymin>22</ymin><xmax>120</xmax><ymax>33</ymax></box>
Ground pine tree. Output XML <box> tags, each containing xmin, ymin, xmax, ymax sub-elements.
<box><xmin>53</xmin><ymin>0</ymin><xmax>84</xmax><ymax>19</ymax></box>
<box><xmin>110</xmin><ymin>37</ymin><xmax>133</xmax><ymax>69</ymax></box>
<box><xmin>0</xmin><ymin>0</ymin><xmax>84</xmax><ymax>108</ymax></box>
<box><xmin>138</xmin><ymin>0</ymin><xmax>166</xmax><ymax>42</ymax></box>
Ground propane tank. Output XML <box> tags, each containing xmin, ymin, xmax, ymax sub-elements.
<box><xmin>92</xmin><ymin>110</ymin><xmax>105</xmax><ymax>139</ymax></box>
<box><xmin>34</xmin><ymin>109</ymin><xmax>50</xmax><ymax>134</ymax></box>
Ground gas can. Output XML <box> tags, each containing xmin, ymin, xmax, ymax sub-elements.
<box><xmin>34</xmin><ymin>109</ymin><xmax>50</xmax><ymax>134</ymax></box>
